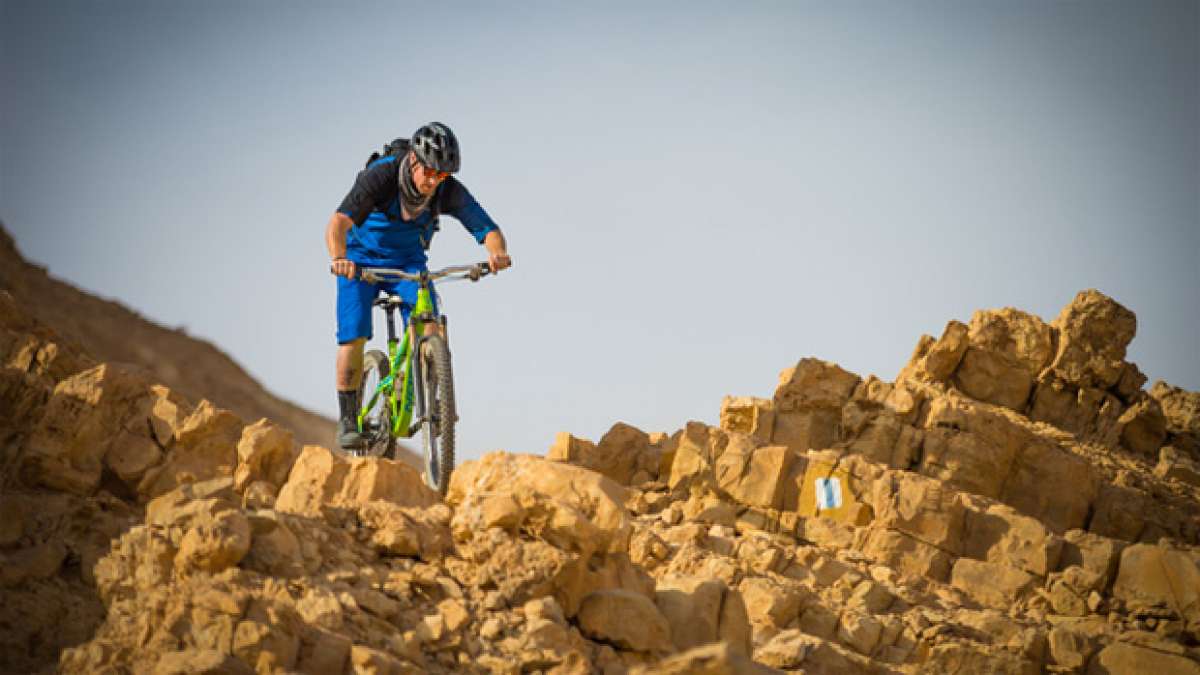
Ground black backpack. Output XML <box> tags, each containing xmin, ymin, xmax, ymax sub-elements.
<box><xmin>365</xmin><ymin>137</ymin><xmax>442</xmax><ymax>249</ymax></box>
<box><xmin>365</xmin><ymin>137</ymin><xmax>410</xmax><ymax>167</ymax></box>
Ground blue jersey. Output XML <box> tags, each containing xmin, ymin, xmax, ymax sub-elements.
<box><xmin>336</xmin><ymin>155</ymin><xmax>499</xmax><ymax>267</ymax></box>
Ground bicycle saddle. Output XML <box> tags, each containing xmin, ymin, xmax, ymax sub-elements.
<box><xmin>372</xmin><ymin>295</ymin><xmax>407</xmax><ymax>309</ymax></box>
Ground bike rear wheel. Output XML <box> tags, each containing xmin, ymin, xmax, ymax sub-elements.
<box><xmin>418</xmin><ymin>335</ymin><xmax>456</xmax><ymax>497</ymax></box>
<box><xmin>359</xmin><ymin>349</ymin><xmax>397</xmax><ymax>460</ymax></box>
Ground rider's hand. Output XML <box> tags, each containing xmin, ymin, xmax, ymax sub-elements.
<box><xmin>488</xmin><ymin>252</ymin><xmax>512</xmax><ymax>273</ymax></box>
<box><xmin>330</xmin><ymin>257</ymin><xmax>357</xmax><ymax>279</ymax></box>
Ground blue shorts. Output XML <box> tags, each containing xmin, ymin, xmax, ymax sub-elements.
<box><xmin>336</xmin><ymin>264</ymin><xmax>440</xmax><ymax>344</ymax></box>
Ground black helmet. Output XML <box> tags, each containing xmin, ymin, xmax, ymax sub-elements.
<box><xmin>411</xmin><ymin>122</ymin><xmax>461</xmax><ymax>173</ymax></box>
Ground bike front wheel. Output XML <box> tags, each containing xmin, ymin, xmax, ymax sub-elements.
<box><xmin>359</xmin><ymin>349</ymin><xmax>397</xmax><ymax>460</ymax></box>
<box><xmin>418</xmin><ymin>335</ymin><xmax>456</xmax><ymax>497</ymax></box>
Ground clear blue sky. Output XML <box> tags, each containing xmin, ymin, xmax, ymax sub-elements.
<box><xmin>3</xmin><ymin>1</ymin><xmax>1197</xmax><ymax>461</ymax></box>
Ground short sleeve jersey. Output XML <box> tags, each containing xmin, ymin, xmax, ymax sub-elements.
<box><xmin>336</xmin><ymin>155</ymin><xmax>499</xmax><ymax>267</ymax></box>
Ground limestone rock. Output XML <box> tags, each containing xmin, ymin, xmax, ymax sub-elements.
<box><xmin>795</xmin><ymin>451</ymin><xmax>875</xmax><ymax>526</ymax></box>
<box><xmin>950</xmin><ymin>559</ymin><xmax>1036</xmax><ymax>609</ymax></box>
<box><xmin>836</xmin><ymin>609</ymin><xmax>883</xmax><ymax>656</ymax></box>
<box><xmin>668</xmin><ymin>421</ymin><xmax>731</xmax><ymax>494</ymax></box>
<box><xmin>448</xmin><ymin>451</ymin><xmax>630</xmax><ymax>555</ymax></box>
<box><xmin>359</xmin><ymin>501</ymin><xmax>452</xmax><ymax>561</ymax></box>
<box><xmin>898</xmin><ymin>319</ymin><xmax>969</xmax><ymax>384</ymax></box>
<box><xmin>713</xmin><ymin>435</ymin><xmax>796</xmax><ymax>510</ymax></box>
<box><xmin>22</xmin><ymin>364</ymin><xmax>187</xmax><ymax>495</ymax></box>
<box><xmin>1047</xmin><ymin>290</ymin><xmax>1137</xmax><ymax>390</ymax></box>
<box><xmin>548</xmin><ymin>422</ymin><xmax>663</xmax><ymax>485</ymax></box>
<box><xmin>739</xmin><ymin>576</ymin><xmax>811</xmax><ymax>631</ymax></box>
<box><xmin>857</xmin><ymin>525</ymin><xmax>954</xmax><ymax>582</ymax></box>
<box><xmin>1086</xmin><ymin>641</ymin><xmax>1200</xmax><ymax>675</ymax></box>
<box><xmin>952</xmin><ymin>308</ymin><xmax>1055</xmax><ymax>410</ymax></box>
<box><xmin>1047</xmin><ymin>626</ymin><xmax>1095</xmax><ymax>670</ymax></box>
<box><xmin>240</xmin><ymin>511</ymin><xmax>305</xmax><ymax>578</ymax></box>
<box><xmin>577</xmin><ymin>589</ymin><xmax>673</xmax><ymax>654</ymax></box>
<box><xmin>1150</xmin><ymin>380</ymin><xmax>1200</xmax><ymax>436</ymax></box>
<box><xmin>174</xmin><ymin>509</ymin><xmax>252</xmax><ymax>576</ymax></box>
<box><xmin>1155</xmin><ymin>445</ymin><xmax>1200</xmax><ymax>487</ymax></box>
<box><xmin>868</xmin><ymin>468</ymin><xmax>965</xmax><ymax>554</ymax></box>
<box><xmin>719</xmin><ymin>396</ymin><xmax>776</xmax><ymax>444</ymax></box>
<box><xmin>139</xmin><ymin>399</ymin><xmax>244</xmax><ymax>500</ymax></box>
<box><xmin>960</xmin><ymin>499</ymin><xmax>1063</xmax><ymax>577</ymax></box>
<box><xmin>1113</xmin><ymin>543</ymin><xmax>1200</xmax><ymax>634</ymax></box>
<box><xmin>654</xmin><ymin>576</ymin><xmax>750</xmax><ymax>655</ymax></box>
<box><xmin>275</xmin><ymin>445</ymin><xmax>436</xmax><ymax>521</ymax></box>
<box><xmin>233</xmin><ymin>419</ymin><xmax>299</xmax><ymax>493</ymax></box>
<box><xmin>1117</xmin><ymin>397</ymin><xmax>1168</xmax><ymax>455</ymax></box>
<box><xmin>771</xmin><ymin>358</ymin><xmax>859</xmax><ymax>453</ymax></box>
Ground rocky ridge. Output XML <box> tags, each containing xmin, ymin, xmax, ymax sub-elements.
<box><xmin>1</xmin><ymin>288</ymin><xmax>1198</xmax><ymax>674</ymax></box>
<box><xmin>0</xmin><ymin>223</ymin><xmax>356</xmax><ymax>453</ymax></box>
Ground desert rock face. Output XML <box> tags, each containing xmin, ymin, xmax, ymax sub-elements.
<box><xmin>1</xmin><ymin>287</ymin><xmax>1197</xmax><ymax>674</ymax></box>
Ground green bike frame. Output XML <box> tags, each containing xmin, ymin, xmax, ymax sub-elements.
<box><xmin>357</xmin><ymin>283</ymin><xmax>437</xmax><ymax>439</ymax></box>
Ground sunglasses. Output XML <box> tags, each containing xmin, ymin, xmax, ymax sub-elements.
<box><xmin>416</xmin><ymin>161</ymin><xmax>451</xmax><ymax>181</ymax></box>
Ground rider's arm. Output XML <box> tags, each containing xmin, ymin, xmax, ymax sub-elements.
<box><xmin>325</xmin><ymin>212</ymin><xmax>354</xmax><ymax>259</ymax></box>
<box><xmin>440</xmin><ymin>179</ymin><xmax>511</xmax><ymax>271</ymax></box>
<box><xmin>439</xmin><ymin>178</ymin><xmax>500</xmax><ymax>244</ymax></box>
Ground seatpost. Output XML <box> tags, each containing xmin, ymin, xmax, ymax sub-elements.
<box><xmin>385</xmin><ymin>306</ymin><xmax>398</xmax><ymax>344</ymax></box>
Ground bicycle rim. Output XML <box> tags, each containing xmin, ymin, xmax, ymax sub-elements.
<box><xmin>419</xmin><ymin>336</ymin><xmax>456</xmax><ymax>497</ymax></box>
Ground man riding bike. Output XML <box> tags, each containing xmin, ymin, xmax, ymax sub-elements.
<box><xmin>325</xmin><ymin>122</ymin><xmax>512</xmax><ymax>452</ymax></box>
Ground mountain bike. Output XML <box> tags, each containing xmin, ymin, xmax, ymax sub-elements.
<box><xmin>353</xmin><ymin>262</ymin><xmax>491</xmax><ymax>497</ymax></box>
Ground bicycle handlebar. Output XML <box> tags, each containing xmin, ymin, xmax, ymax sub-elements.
<box><xmin>356</xmin><ymin>262</ymin><xmax>492</xmax><ymax>284</ymax></box>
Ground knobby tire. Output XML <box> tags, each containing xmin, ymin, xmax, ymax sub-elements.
<box><xmin>419</xmin><ymin>335</ymin><xmax>456</xmax><ymax>498</ymax></box>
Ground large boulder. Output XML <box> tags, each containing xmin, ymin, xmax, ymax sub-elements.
<box><xmin>713</xmin><ymin>434</ymin><xmax>797</xmax><ymax>510</ymax></box>
<box><xmin>275</xmin><ymin>445</ymin><xmax>436</xmax><ymax>521</ymax></box>
<box><xmin>654</xmin><ymin>577</ymin><xmax>750</xmax><ymax>655</ymax></box>
<box><xmin>961</xmin><ymin>498</ymin><xmax>1062</xmax><ymax>577</ymax></box>
<box><xmin>920</xmin><ymin>395</ymin><xmax>1097</xmax><ymax>532</ymax></box>
<box><xmin>1046</xmin><ymin>290</ymin><xmax>1137</xmax><ymax>391</ymax></box>
<box><xmin>137</xmin><ymin>399</ymin><xmax>244</xmax><ymax>501</ymax></box>
<box><xmin>22</xmin><ymin>364</ymin><xmax>190</xmax><ymax>495</ymax></box>
<box><xmin>950</xmin><ymin>559</ymin><xmax>1037</xmax><ymax>609</ymax></box>
<box><xmin>794</xmin><ymin>451</ymin><xmax>877</xmax><ymax>526</ymax></box>
<box><xmin>233</xmin><ymin>419</ymin><xmax>299</xmax><ymax>493</ymax></box>
<box><xmin>1112</xmin><ymin>544</ymin><xmax>1200</xmax><ymax>635</ymax></box>
<box><xmin>1150</xmin><ymin>380</ymin><xmax>1200</xmax><ymax>437</ymax></box>
<box><xmin>576</xmin><ymin>589</ymin><xmax>673</xmax><ymax>654</ymax></box>
<box><xmin>448</xmin><ymin>451</ymin><xmax>631</xmax><ymax>555</ymax></box>
<box><xmin>1116</xmin><ymin>397</ymin><xmax>1168</xmax><ymax>455</ymax></box>
<box><xmin>897</xmin><ymin>320</ymin><xmax>969</xmax><ymax>384</ymax></box>
<box><xmin>771</xmin><ymin>358</ymin><xmax>859</xmax><ymax>453</ymax></box>
<box><xmin>951</xmin><ymin>308</ymin><xmax>1055</xmax><ymax>411</ymax></box>
<box><xmin>719</xmin><ymin>396</ymin><xmax>776</xmax><ymax>444</ymax></box>
<box><xmin>868</xmin><ymin>467</ymin><xmax>965</xmax><ymax>555</ymax></box>
<box><xmin>668</xmin><ymin>421</ymin><xmax>731</xmax><ymax>494</ymax></box>
<box><xmin>547</xmin><ymin>421</ymin><xmax>663</xmax><ymax>485</ymax></box>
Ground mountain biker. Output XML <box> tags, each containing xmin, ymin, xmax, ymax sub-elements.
<box><xmin>325</xmin><ymin>122</ymin><xmax>511</xmax><ymax>451</ymax></box>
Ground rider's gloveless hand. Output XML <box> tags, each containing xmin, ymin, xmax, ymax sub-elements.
<box><xmin>330</xmin><ymin>258</ymin><xmax>357</xmax><ymax>279</ymax></box>
<box><xmin>489</xmin><ymin>252</ymin><xmax>512</xmax><ymax>273</ymax></box>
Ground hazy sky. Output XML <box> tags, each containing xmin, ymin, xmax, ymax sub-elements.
<box><xmin>3</xmin><ymin>1</ymin><xmax>1197</xmax><ymax>462</ymax></box>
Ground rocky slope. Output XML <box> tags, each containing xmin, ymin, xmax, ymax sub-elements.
<box><xmin>1</xmin><ymin>288</ymin><xmax>1197</xmax><ymax>674</ymax></box>
<box><xmin>0</xmin><ymin>223</ymin><xmax>348</xmax><ymax>452</ymax></box>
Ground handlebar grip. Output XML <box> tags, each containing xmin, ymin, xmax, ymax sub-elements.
<box><xmin>469</xmin><ymin>262</ymin><xmax>490</xmax><ymax>282</ymax></box>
